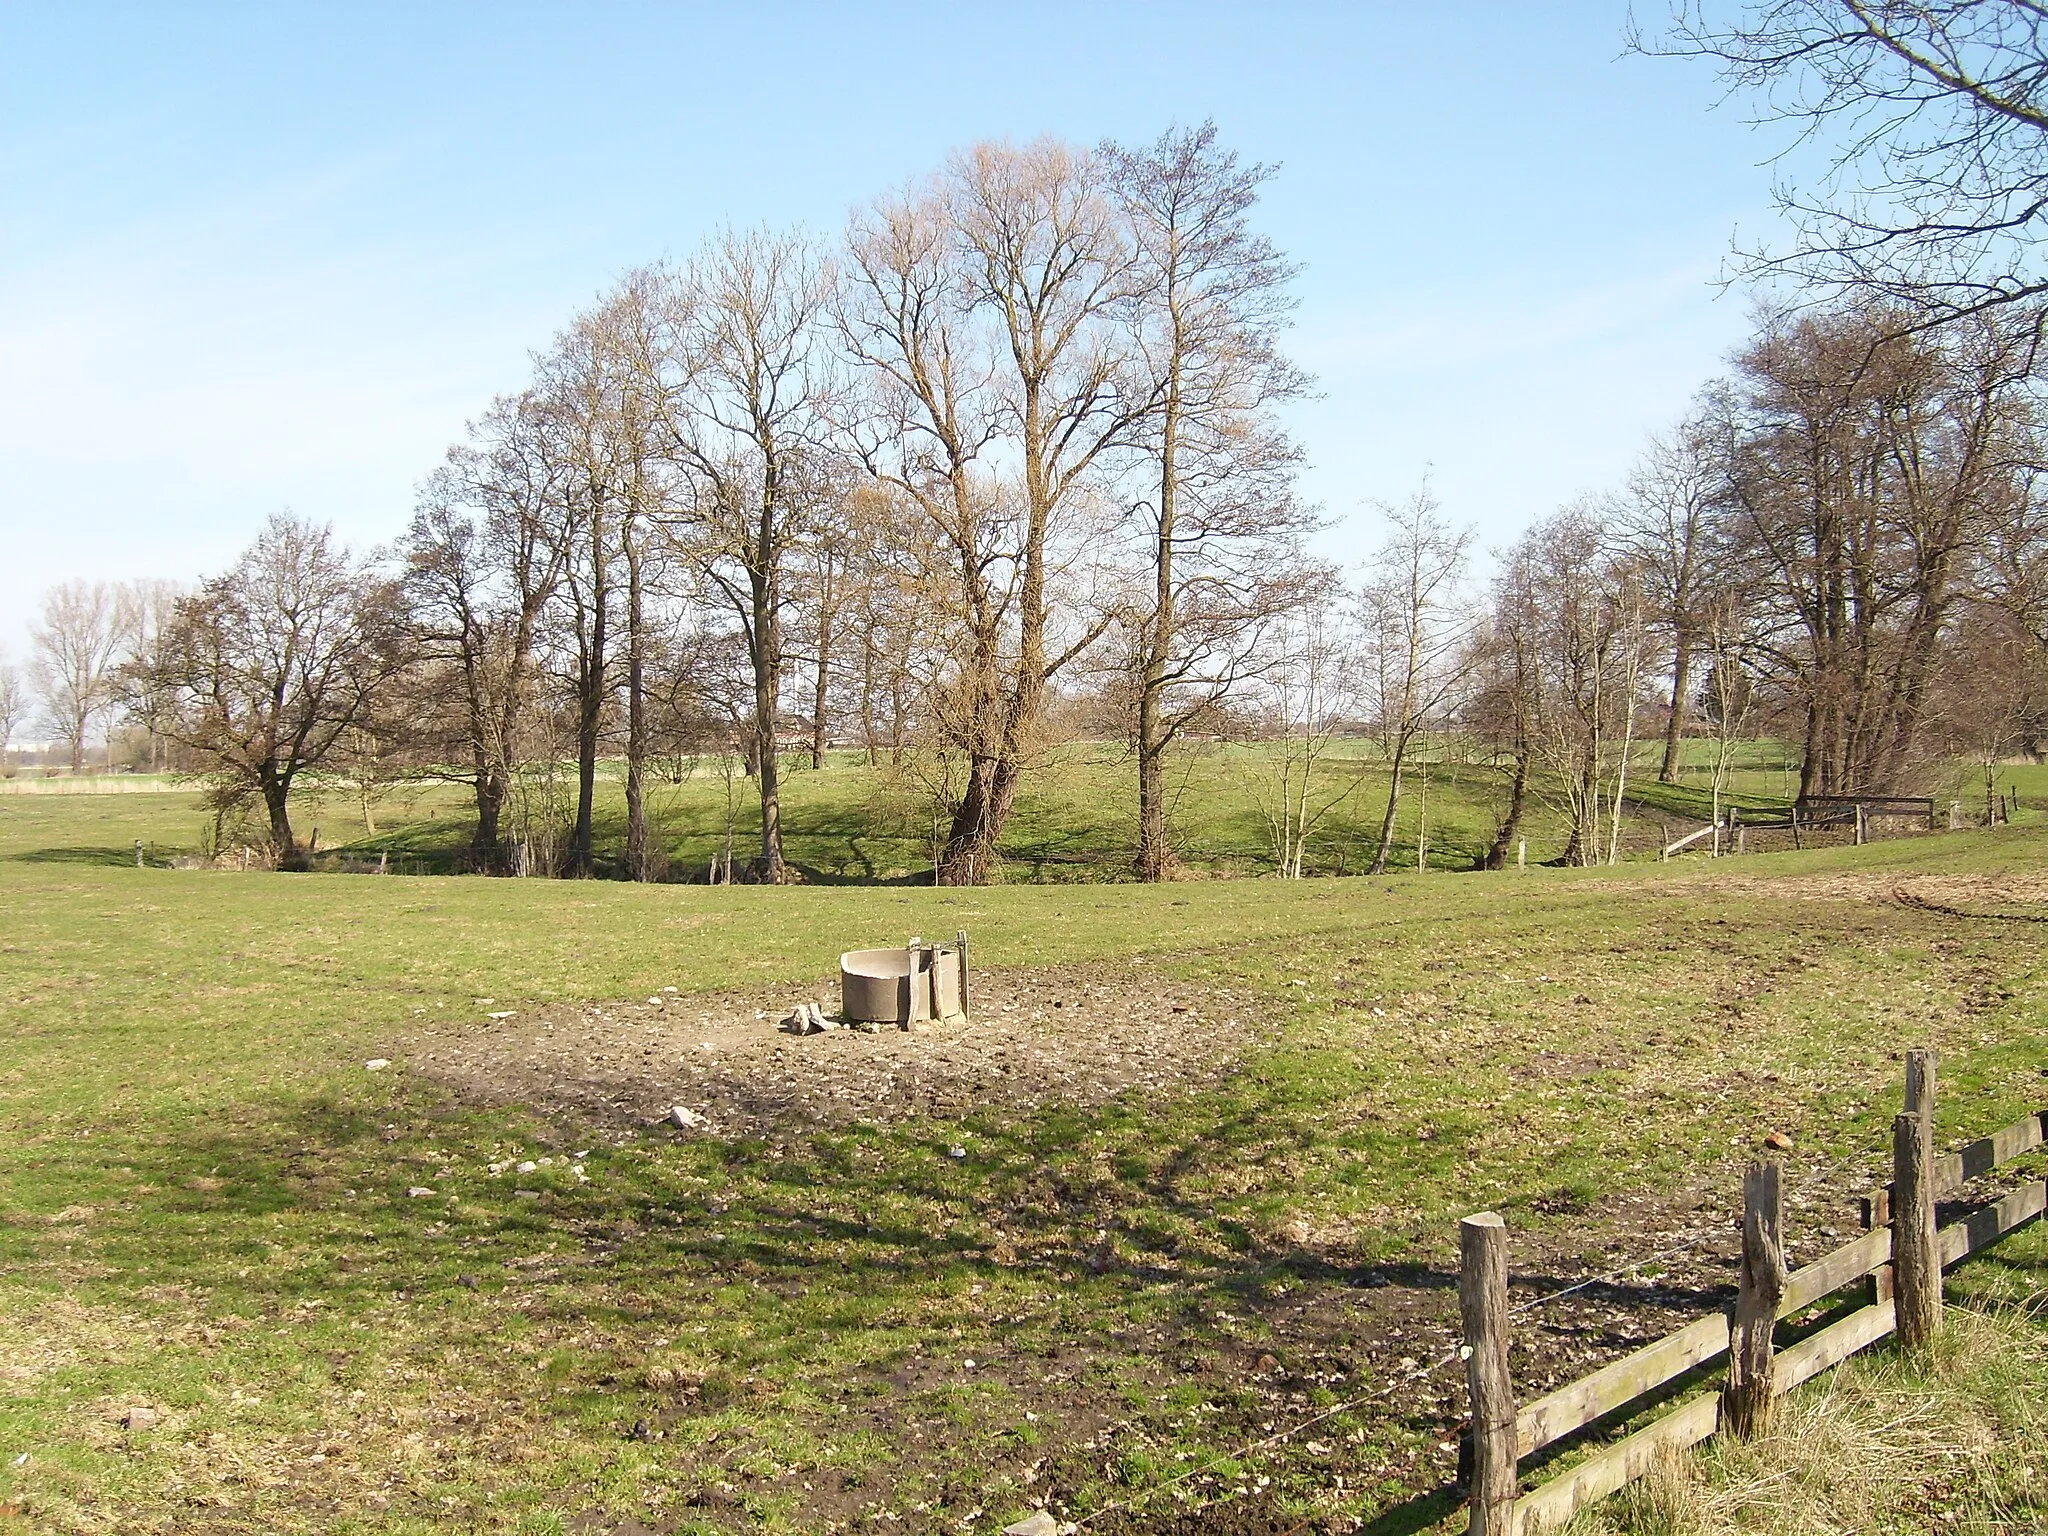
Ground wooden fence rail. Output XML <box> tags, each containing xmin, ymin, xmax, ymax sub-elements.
<box><xmin>1457</xmin><ymin>1050</ymin><xmax>2048</xmax><ymax>1535</ymax></box>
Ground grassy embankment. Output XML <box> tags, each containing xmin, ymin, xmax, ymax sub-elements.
<box><xmin>20</xmin><ymin>736</ymin><xmax>2008</xmax><ymax>883</ymax></box>
<box><xmin>0</xmin><ymin>786</ymin><xmax>2044</xmax><ymax>1533</ymax></box>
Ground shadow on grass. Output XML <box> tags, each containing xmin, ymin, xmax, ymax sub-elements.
<box><xmin>8</xmin><ymin>845</ymin><xmax>142</xmax><ymax>866</ymax></box>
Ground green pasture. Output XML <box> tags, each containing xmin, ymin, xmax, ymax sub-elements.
<box><xmin>0</xmin><ymin>787</ymin><xmax>2045</xmax><ymax>1532</ymax></box>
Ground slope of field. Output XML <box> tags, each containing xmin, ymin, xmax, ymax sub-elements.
<box><xmin>0</xmin><ymin>792</ymin><xmax>2044</xmax><ymax>1533</ymax></box>
<box><xmin>1</xmin><ymin>737</ymin><xmax>1849</xmax><ymax>882</ymax></box>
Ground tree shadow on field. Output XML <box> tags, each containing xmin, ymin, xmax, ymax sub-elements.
<box><xmin>9</xmin><ymin>844</ymin><xmax>140</xmax><ymax>866</ymax></box>
<box><xmin>67</xmin><ymin>1067</ymin><xmax>1747</xmax><ymax>1534</ymax></box>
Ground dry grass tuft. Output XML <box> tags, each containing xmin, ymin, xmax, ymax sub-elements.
<box><xmin>1575</xmin><ymin>1304</ymin><xmax>2048</xmax><ymax>1535</ymax></box>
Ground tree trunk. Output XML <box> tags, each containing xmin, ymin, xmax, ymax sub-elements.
<box><xmin>624</xmin><ymin>521</ymin><xmax>649</xmax><ymax>881</ymax></box>
<box><xmin>1135</xmin><ymin>733</ymin><xmax>1173</xmax><ymax>882</ymax></box>
<box><xmin>473</xmin><ymin>761</ymin><xmax>507</xmax><ymax>873</ymax></box>
<box><xmin>570</xmin><ymin>626</ymin><xmax>604</xmax><ymax>878</ymax></box>
<box><xmin>1659</xmin><ymin>630</ymin><xmax>1691</xmax><ymax>782</ymax></box>
<box><xmin>569</xmin><ymin>500</ymin><xmax>609</xmax><ymax>879</ymax></box>
<box><xmin>939</xmin><ymin>754</ymin><xmax>1017</xmax><ymax>885</ymax></box>
<box><xmin>263</xmin><ymin>768</ymin><xmax>301</xmax><ymax>870</ymax></box>
<box><xmin>750</xmin><ymin>554</ymin><xmax>785</xmax><ymax>884</ymax></box>
<box><xmin>1368</xmin><ymin>735</ymin><xmax>1409</xmax><ymax>876</ymax></box>
<box><xmin>811</xmin><ymin>582</ymin><xmax>832</xmax><ymax>772</ymax></box>
<box><xmin>1136</xmin><ymin>346</ymin><xmax>1180</xmax><ymax>884</ymax></box>
<box><xmin>1483</xmin><ymin>741</ymin><xmax>1531</xmax><ymax>870</ymax></box>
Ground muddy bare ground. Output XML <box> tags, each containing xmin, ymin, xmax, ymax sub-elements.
<box><xmin>404</xmin><ymin>962</ymin><xmax>1270</xmax><ymax>1137</ymax></box>
<box><xmin>389</xmin><ymin>942</ymin><xmax>2041</xmax><ymax>1533</ymax></box>
<box><xmin>1685</xmin><ymin>868</ymin><xmax>2048</xmax><ymax>913</ymax></box>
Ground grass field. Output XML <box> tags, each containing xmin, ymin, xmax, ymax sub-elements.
<box><xmin>15</xmin><ymin>738</ymin><xmax>2042</xmax><ymax>885</ymax></box>
<box><xmin>1</xmin><ymin>786</ymin><xmax>2045</xmax><ymax>1533</ymax></box>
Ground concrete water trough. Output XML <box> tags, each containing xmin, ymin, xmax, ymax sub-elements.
<box><xmin>840</xmin><ymin>932</ymin><xmax>970</xmax><ymax>1025</ymax></box>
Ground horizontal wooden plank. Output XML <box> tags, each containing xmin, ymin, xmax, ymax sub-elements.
<box><xmin>1938</xmin><ymin>1178</ymin><xmax>2048</xmax><ymax>1267</ymax></box>
<box><xmin>1514</xmin><ymin>1312</ymin><xmax>1729</xmax><ymax>1457</ymax></box>
<box><xmin>1779</xmin><ymin>1225</ymin><xmax>1891</xmax><ymax>1317</ymax></box>
<box><xmin>1931</xmin><ymin>1113</ymin><xmax>2046</xmax><ymax>1198</ymax></box>
<box><xmin>1776</xmin><ymin>1301</ymin><xmax>1895</xmax><ymax>1394</ymax></box>
<box><xmin>1515</xmin><ymin>1392</ymin><xmax>1720</xmax><ymax>1534</ymax></box>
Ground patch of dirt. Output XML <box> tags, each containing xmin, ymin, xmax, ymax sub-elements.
<box><xmin>1678</xmin><ymin>869</ymin><xmax>2048</xmax><ymax>912</ymax></box>
<box><xmin>403</xmin><ymin>964</ymin><xmax>1272</xmax><ymax>1136</ymax></box>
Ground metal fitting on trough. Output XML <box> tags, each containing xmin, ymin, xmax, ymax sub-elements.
<box><xmin>840</xmin><ymin>930</ymin><xmax>970</xmax><ymax>1027</ymax></box>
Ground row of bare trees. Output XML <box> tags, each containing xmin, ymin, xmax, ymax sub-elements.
<box><xmin>26</xmin><ymin>110</ymin><xmax>2048</xmax><ymax>879</ymax></box>
<box><xmin>74</xmin><ymin>128</ymin><xmax>1320</xmax><ymax>880</ymax></box>
<box><xmin>1</xmin><ymin>580</ymin><xmax>182</xmax><ymax>773</ymax></box>
<box><xmin>380</xmin><ymin>127</ymin><xmax>1323</xmax><ymax>883</ymax></box>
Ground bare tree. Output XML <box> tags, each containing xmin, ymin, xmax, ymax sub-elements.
<box><xmin>0</xmin><ymin>656</ymin><xmax>21</xmax><ymax>772</ymax></box>
<box><xmin>842</xmin><ymin>139</ymin><xmax>1141</xmax><ymax>883</ymax></box>
<box><xmin>1933</xmin><ymin>603</ymin><xmax>2048</xmax><ymax>819</ymax></box>
<box><xmin>121</xmin><ymin>579</ymin><xmax>188</xmax><ymax>771</ymax></box>
<box><xmin>1237</xmin><ymin>589</ymin><xmax>1365</xmax><ymax>878</ymax></box>
<box><xmin>1509</xmin><ymin>504</ymin><xmax>1638</xmax><ymax>865</ymax></box>
<box><xmin>403</xmin><ymin>390</ymin><xmax>573</xmax><ymax>871</ymax></box>
<box><xmin>1105</xmin><ymin>121</ymin><xmax>1316</xmax><ymax>879</ymax></box>
<box><xmin>1700</xmin><ymin>592</ymin><xmax>1763</xmax><ymax>842</ymax></box>
<box><xmin>1715</xmin><ymin>303</ymin><xmax>2043</xmax><ymax>794</ymax></box>
<box><xmin>1645</xmin><ymin>1</ymin><xmax>2048</xmax><ymax>323</ymax></box>
<box><xmin>1357</xmin><ymin>489</ymin><xmax>1474</xmax><ymax>874</ymax></box>
<box><xmin>656</xmin><ymin>230</ymin><xmax>840</xmax><ymax>884</ymax></box>
<box><xmin>125</xmin><ymin>514</ymin><xmax>403</xmax><ymax>868</ymax></box>
<box><xmin>1618</xmin><ymin>413</ymin><xmax>1729</xmax><ymax>781</ymax></box>
<box><xmin>1472</xmin><ymin>555</ymin><xmax>1542</xmax><ymax>870</ymax></box>
<box><xmin>30</xmin><ymin>581</ymin><xmax>132</xmax><ymax>772</ymax></box>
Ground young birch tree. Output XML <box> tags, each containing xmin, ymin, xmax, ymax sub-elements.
<box><xmin>1357</xmin><ymin>489</ymin><xmax>1473</xmax><ymax>874</ymax></box>
<box><xmin>1619</xmin><ymin>414</ymin><xmax>1725</xmax><ymax>782</ymax></box>
<box><xmin>659</xmin><ymin>230</ymin><xmax>840</xmax><ymax>884</ymax></box>
<box><xmin>1104</xmin><ymin>121</ymin><xmax>1315</xmax><ymax>880</ymax></box>
<box><xmin>0</xmin><ymin>656</ymin><xmax>21</xmax><ymax>772</ymax></box>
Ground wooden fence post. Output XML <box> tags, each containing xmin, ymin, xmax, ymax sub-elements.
<box><xmin>1894</xmin><ymin>1110</ymin><xmax>1941</xmax><ymax>1348</ymax></box>
<box><xmin>1723</xmin><ymin>1160</ymin><xmax>1788</xmax><ymax>1438</ymax></box>
<box><xmin>1905</xmin><ymin>1049</ymin><xmax>1936</xmax><ymax>1120</ymax></box>
<box><xmin>1460</xmin><ymin>1212</ymin><xmax>1517</xmax><ymax>1535</ymax></box>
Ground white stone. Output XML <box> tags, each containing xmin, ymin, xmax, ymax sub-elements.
<box><xmin>364</xmin><ymin>1059</ymin><xmax>390</xmax><ymax>1071</ymax></box>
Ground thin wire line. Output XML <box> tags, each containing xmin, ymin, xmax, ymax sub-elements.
<box><xmin>1072</xmin><ymin>1344</ymin><xmax>1464</xmax><ymax>1530</ymax></box>
<box><xmin>1068</xmin><ymin>1223</ymin><xmax>1731</xmax><ymax>1529</ymax></box>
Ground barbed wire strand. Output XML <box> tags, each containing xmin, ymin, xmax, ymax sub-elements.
<box><xmin>1068</xmin><ymin>1223</ymin><xmax>1731</xmax><ymax>1531</ymax></box>
<box><xmin>1072</xmin><ymin>1344</ymin><xmax>1464</xmax><ymax>1530</ymax></box>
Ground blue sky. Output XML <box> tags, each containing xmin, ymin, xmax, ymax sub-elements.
<box><xmin>0</xmin><ymin>2</ymin><xmax>1797</xmax><ymax>656</ymax></box>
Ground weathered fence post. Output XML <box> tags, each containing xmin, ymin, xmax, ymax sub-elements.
<box><xmin>1854</xmin><ymin>804</ymin><xmax>1867</xmax><ymax>845</ymax></box>
<box><xmin>1460</xmin><ymin>1212</ymin><xmax>1517</xmax><ymax>1535</ymax></box>
<box><xmin>1894</xmin><ymin>1049</ymin><xmax>1941</xmax><ymax>1346</ymax></box>
<box><xmin>1723</xmin><ymin>1160</ymin><xmax>1788</xmax><ymax>1438</ymax></box>
<box><xmin>1893</xmin><ymin>1111</ymin><xmax>1939</xmax><ymax>1346</ymax></box>
<box><xmin>1905</xmin><ymin>1049</ymin><xmax>1936</xmax><ymax>1120</ymax></box>
<box><xmin>133</xmin><ymin>839</ymin><xmax>144</xmax><ymax>868</ymax></box>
